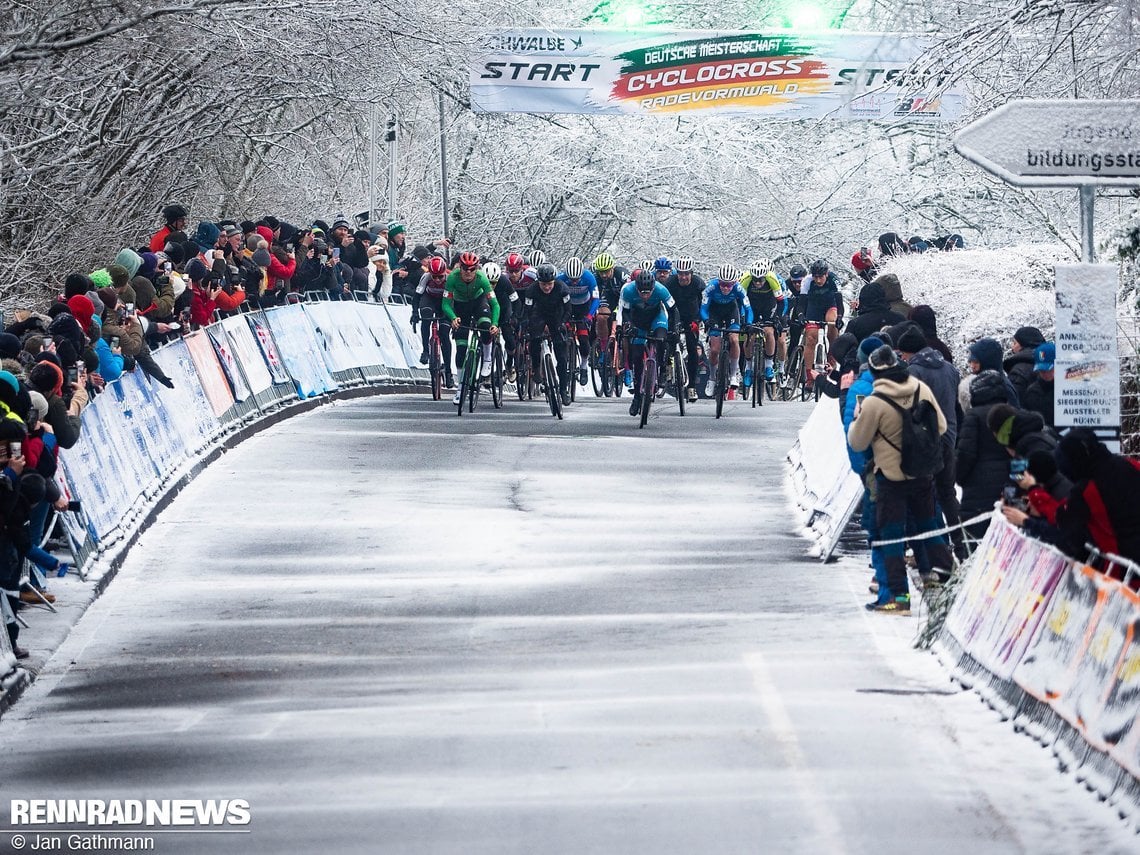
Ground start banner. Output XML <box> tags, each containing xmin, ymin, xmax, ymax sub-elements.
<box><xmin>470</xmin><ymin>29</ymin><xmax>963</xmax><ymax>121</ymax></box>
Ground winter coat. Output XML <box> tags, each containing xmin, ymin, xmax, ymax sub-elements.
<box><xmin>956</xmin><ymin>371</ymin><xmax>1011</xmax><ymax>518</ymax></box>
<box><xmin>906</xmin><ymin>347</ymin><xmax>962</xmax><ymax>445</ymax></box>
<box><xmin>968</xmin><ymin>338</ymin><xmax>1020</xmax><ymax>407</ymax></box>
<box><xmin>1003</xmin><ymin>349</ymin><xmax>1037</xmax><ymax>401</ymax></box>
<box><xmin>267</xmin><ymin>251</ymin><xmax>296</xmax><ymax>292</ymax></box>
<box><xmin>1008</xmin><ymin>411</ymin><xmax>1057</xmax><ymax>460</ymax></box>
<box><xmin>1022</xmin><ymin>377</ymin><xmax>1054</xmax><ymax>428</ymax></box>
<box><xmin>190</xmin><ymin>284</ymin><xmax>218</xmax><ymax>327</ymax></box>
<box><xmin>842</xmin><ymin>368</ymin><xmax>876</xmax><ymax>474</ymax></box>
<box><xmin>100</xmin><ymin>315</ymin><xmax>145</xmax><ymax>357</ymax></box>
<box><xmin>845</xmin><ymin>283</ymin><xmax>906</xmax><ymax>344</ymax></box>
<box><xmin>847</xmin><ymin>373</ymin><xmax>946</xmax><ymax>481</ymax></box>
<box><xmin>871</xmin><ymin>273</ymin><xmax>912</xmax><ymax>317</ymax></box>
<box><xmin>1053</xmin><ymin>438</ymin><xmax>1140</xmax><ymax>562</ymax></box>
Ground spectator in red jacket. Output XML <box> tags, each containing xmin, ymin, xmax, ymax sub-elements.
<box><xmin>188</xmin><ymin>260</ymin><xmax>221</xmax><ymax>328</ymax></box>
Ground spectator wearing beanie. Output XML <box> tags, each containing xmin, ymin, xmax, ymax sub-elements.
<box><xmin>64</xmin><ymin>272</ymin><xmax>94</xmax><ymax>301</ymax></box>
<box><xmin>845</xmin><ymin>281</ymin><xmax>906</xmax><ymax>345</ymax></box>
<box><xmin>847</xmin><ymin>344</ymin><xmax>953</xmax><ymax>610</ymax></box>
<box><xmin>90</xmin><ymin>268</ymin><xmax>113</xmax><ymax>290</ymax></box>
<box><xmin>28</xmin><ymin>360</ymin><xmax>86</xmax><ymax>449</ymax></box>
<box><xmin>956</xmin><ymin>370</ymin><xmax>1012</xmax><ymax>540</ymax></box>
<box><xmin>1021</xmin><ymin>342</ymin><xmax>1055</xmax><ymax>428</ymax></box>
<box><xmin>907</xmin><ymin>305</ymin><xmax>954</xmax><ymax>363</ymax></box>
<box><xmin>1004</xmin><ymin>325</ymin><xmax>1045</xmax><ymax>402</ymax></box>
<box><xmin>987</xmin><ymin>403</ymin><xmax>1056</xmax><ymax>460</ymax></box>
<box><xmin>66</xmin><ymin>295</ymin><xmax>96</xmax><ymax>337</ymax></box>
<box><xmin>895</xmin><ymin>321</ymin><xmax>964</xmax><ymax>556</ymax></box>
<box><xmin>107</xmin><ymin>264</ymin><xmax>136</xmax><ymax>308</ymax></box>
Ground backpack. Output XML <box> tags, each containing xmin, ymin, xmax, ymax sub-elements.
<box><xmin>873</xmin><ymin>391</ymin><xmax>944</xmax><ymax>478</ymax></box>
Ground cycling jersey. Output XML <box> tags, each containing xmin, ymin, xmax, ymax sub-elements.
<box><xmin>665</xmin><ymin>272</ymin><xmax>706</xmax><ymax>324</ymax></box>
<box><xmin>594</xmin><ymin>268</ymin><xmax>627</xmax><ymax>309</ymax></box>
<box><xmin>523</xmin><ymin>281</ymin><xmax>571</xmax><ymax>327</ymax></box>
<box><xmin>803</xmin><ymin>272</ymin><xmax>842</xmax><ymax>324</ymax></box>
<box><xmin>557</xmin><ymin>269</ymin><xmax>600</xmax><ymax>313</ymax></box>
<box><xmin>741</xmin><ymin>270</ymin><xmax>785</xmax><ymax>324</ymax></box>
<box><xmin>700</xmin><ymin>280</ymin><xmax>753</xmax><ymax>325</ymax></box>
<box><xmin>443</xmin><ymin>269</ymin><xmax>500</xmax><ymax>325</ymax></box>
<box><xmin>620</xmin><ymin>282</ymin><xmax>677</xmax><ymax>331</ymax></box>
<box><xmin>493</xmin><ymin>273</ymin><xmax>518</xmax><ymax>325</ymax></box>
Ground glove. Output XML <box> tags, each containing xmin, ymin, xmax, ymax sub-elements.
<box><xmin>411</xmin><ymin>318</ymin><xmax>418</xmax><ymax>332</ymax></box>
<box><xmin>689</xmin><ymin>321</ymin><xmax>699</xmax><ymax>335</ymax></box>
<box><xmin>158</xmin><ymin>375</ymin><xmax>175</xmax><ymax>389</ymax></box>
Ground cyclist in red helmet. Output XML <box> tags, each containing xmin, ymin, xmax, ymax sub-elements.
<box><xmin>412</xmin><ymin>255</ymin><xmax>456</xmax><ymax>387</ymax></box>
<box><xmin>442</xmin><ymin>252</ymin><xmax>500</xmax><ymax>404</ymax></box>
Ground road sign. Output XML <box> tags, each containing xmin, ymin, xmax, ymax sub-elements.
<box><xmin>954</xmin><ymin>99</ymin><xmax>1140</xmax><ymax>187</ymax></box>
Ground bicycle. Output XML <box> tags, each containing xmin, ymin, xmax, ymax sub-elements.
<box><xmin>590</xmin><ymin>308</ymin><xmax>618</xmax><ymax>397</ymax></box>
<box><xmin>419</xmin><ymin>307</ymin><xmax>445</xmax><ymax>401</ymax></box>
<box><xmin>664</xmin><ymin>331</ymin><xmax>687</xmax><ymax>416</ymax></box>
<box><xmin>453</xmin><ymin>324</ymin><xmax>484</xmax><ymax>416</ymax></box>
<box><xmin>535</xmin><ymin>333</ymin><xmax>563</xmax><ymax>419</ymax></box>
<box><xmin>707</xmin><ymin>320</ymin><xmax>736</xmax><ymax>419</ymax></box>
<box><xmin>746</xmin><ymin>323</ymin><xmax>765</xmax><ymax>409</ymax></box>
<box><xmin>810</xmin><ymin>322</ymin><xmax>830</xmax><ymax>402</ymax></box>
<box><xmin>623</xmin><ymin>326</ymin><xmax>659</xmax><ymax>429</ymax></box>
<box><xmin>514</xmin><ymin>333</ymin><xmax>533</xmax><ymax>401</ymax></box>
<box><xmin>563</xmin><ymin>321</ymin><xmax>580</xmax><ymax>405</ymax></box>
<box><xmin>489</xmin><ymin>332</ymin><xmax>505</xmax><ymax>410</ymax></box>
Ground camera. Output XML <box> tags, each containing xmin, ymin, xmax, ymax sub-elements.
<box><xmin>66</xmin><ymin>366</ymin><xmax>79</xmax><ymax>385</ymax></box>
<box><xmin>9</xmin><ymin>441</ymin><xmax>21</xmax><ymax>458</ymax></box>
<box><xmin>66</xmin><ymin>500</ymin><xmax>82</xmax><ymax>513</ymax></box>
<box><xmin>110</xmin><ymin>335</ymin><xmax>120</xmax><ymax>349</ymax></box>
<box><xmin>1009</xmin><ymin>458</ymin><xmax>1028</xmax><ymax>481</ymax></box>
<box><xmin>1002</xmin><ymin>485</ymin><xmax>1028</xmax><ymax>511</ymax></box>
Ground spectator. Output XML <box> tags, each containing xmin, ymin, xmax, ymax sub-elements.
<box><xmin>878</xmin><ymin>232</ymin><xmax>907</xmax><ymax>257</ymax></box>
<box><xmin>0</xmin><ymin>425</ymin><xmax>35</xmax><ymax>659</ymax></box>
<box><xmin>343</xmin><ymin>230</ymin><xmax>372</xmax><ymax>292</ymax></box>
<box><xmin>851</xmin><ymin>246</ymin><xmax>878</xmax><ymax>282</ymax></box>
<box><xmin>1003</xmin><ymin>326</ymin><xmax>1045</xmax><ymax>401</ymax></box>
<box><xmin>871</xmin><ymin>272</ymin><xmax>912</xmax><ymax>317</ymax></box>
<box><xmin>266</xmin><ymin>245</ymin><xmax>297</xmax><ymax>300</ymax></box>
<box><xmin>1021</xmin><ymin>342</ymin><xmax>1055</xmax><ymax>428</ymax></box>
<box><xmin>368</xmin><ymin>249</ymin><xmax>392</xmax><ymax>302</ymax></box>
<box><xmin>955</xmin><ymin>370</ymin><xmax>1010</xmax><ymax>540</ymax></box>
<box><xmin>965</xmin><ymin>337</ymin><xmax>1020</xmax><ymax>408</ymax></box>
<box><xmin>22</xmin><ymin>391</ymin><xmax>71</xmax><ymax>587</ymax></box>
<box><xmin>907</xmin><ymin>305</ymin><xmax>954</xmax><ymax>363</ymax></box>
<box><xmin>1016</xmin><ymin>449</ymin><xmax>1073</xmax><ymax>526</ymax></box>
<box><xmin>846</xmin><ymin>281</ymin><xmax>906</xmax><ymax>345</ymax></box>
<box><xmin>188</xmin><ymin>260</ymin><xmax>221</xmax><ymax>326</ymax></box>
<box><xmin>987</xmin><ymin>403</ymin><xmax>1056</xmax><ymax>459</ymax></box>
<box><xmin>107</xmin><ymin>264</ymin><xmax>136</xmax><ymax>308</ymax></box>
<box><xmin>28</xmin><ymin>360</ymin><xmax>86</xmax><ymax>449</ymax></box>
<box><xmin>847</xmin><ymin>344</ymin><xmax>953</xmax><ymax>612</ymax></box>
<box><xmin>896</xmin><ymin>321</ymin><xmax>964</xmax><ymax>559</ymax></box>
<box><xmin>149</xmin><ymin>204</ymin><xmax>189</xmax><ymax>253</ymax></box>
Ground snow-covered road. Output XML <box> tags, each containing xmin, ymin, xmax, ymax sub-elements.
<box><xmin>0</xmin><ymin>393</ymin><xmax>1134</xmax><ymax>854</ymax></box>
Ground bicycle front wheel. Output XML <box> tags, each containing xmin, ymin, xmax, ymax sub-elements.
<box><xmin>429</xmin><ymin>340</ymin><xmax>443</xmax><ymax>401</ymax></box>
<box><xmin>715</xmin><ymin>350</ymin><xmax>728</xmax><ymax>419</ymax></box>
<box><xmin>544</xmin><ymin>353</ymin><xmax>562</xmax><ymax>419</ymax></box>
<box><xmin>491</xmin><ymin>344</ymin><xmax>504</xmax><ymax>409</ymax></box>
<box><xmin>674</xmin><ymin>348</ymin><xmax>686</xmax><ymax>416</ymax></box>
<box><xmin>640</xmin><ymin>357</ymin><xmax>656</xmax><ymax>429</ymax></box>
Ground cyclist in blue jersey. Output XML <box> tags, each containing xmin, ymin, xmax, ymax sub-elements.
<box><xmin>620</xmin><ymin>270</ymin><xmax>680</xmax><ymax>417</ymax></box>
<box><xmin>557</xmin><ymin>257</ymin><xmax>600</xmax><ymax>386</ymax></box>
<box><xmin>701</xmin><ymin>263</ymin><xmax>753</xmax><ymax>397</ymax></box>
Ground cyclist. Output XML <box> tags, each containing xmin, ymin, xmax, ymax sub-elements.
<box><xmin>784</xmin><ymin>263</ymin><xmax>809</xmax><ymax>357</ymax></box>
<box><xmin>412</xmin><ymin>255</ymin><xmax>454</xmax><ymax>388</ymax></box>
<box><xmin>620</xmin><ymin>269</ymin><xmax>680</xmax><ymax>417</ymax></box>
<box><xmin>484</xmin><ymin>260</ymin><xmax>519</xmax><ymax>380</ymax></box>
<box><xmin>529</xmin><ymin>249</ymin><xmax>547</xmax><ymax>268</ymax></box>
<box><xmin>701</xmin><ymin>263</ymin><xmax>753</xmax><ymax>397</ymax></box>
<box><xmin>557</xmin><ymin>257</ymin><xmax>599</xmax><ymax>387</ymax></box>
<box><xmin>593</xmin><ymin>252</ymin><xmax>627</xmax><ymax>387</ymax></box>
<box><xmin>802</xmin><ymin>259</ymin><xmax>844</xmax><ymax>389</ymax></box>
<box><xmin>665</xmin><ymin>255</ymin><xmax>705</xmax><ymax>403</ymax></box>
<box><xmin>522</xmin><ymin>262</ymin><xmax>572</xmax><ymax>405</ymax></box>
<box><xmin>740</xmin><ymin>258</ymin><xmax>785</xmax><ymax>385</ymax></box>
<box><xmin>442</xmin><ymin>251</ymin><xmax>500</xmax><ymax>405</ymax></box>
<box><xmin>502</xmin><ymin>252</ymin><xmax>529</xmax><ymax>379</ymax></box>
<box><xmin>653</xmin><ymin>256</ymin><xmax>672</xmax><ymax>285</ymax></box>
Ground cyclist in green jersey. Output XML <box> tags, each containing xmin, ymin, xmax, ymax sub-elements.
<box><xmin>442</xmin><ymin>251</ymin><xmax>501</xmax><ymax>404</ymax></box>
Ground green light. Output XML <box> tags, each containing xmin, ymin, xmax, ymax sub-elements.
<box><xmin>587</xmin><ymin>1</ymin><xmax>664</xmax><ymax>28</ymax></box>
<box><xmin>785</xmin><ymin>3</ymin><xmax>828</xmax><ymax>29</ymax></box>
<box><xmin>619</xmin><ymin>6</ymin><xmax>645</xmax><ymax>27</ymax></box>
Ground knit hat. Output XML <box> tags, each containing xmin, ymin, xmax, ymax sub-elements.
<box><xmin>107</xmin><ymin>264</ymin><xmax>130</xmax><ymax>288</ymax></box>
<box><xmin>0</xmin><ymin>371</ymin><xmax>18</xmax><ymax>397</ymax></box>
<box><xmin>28</xmin><ymin>361</ymin><xmax>64</xmax><ymax>396</ymax></box>
<box><xmin>353</xmin><ymin>229</ymin><xmax>371</xmax><ymax>242</ymax></box>
<box><xmin>331</xmin><ymin>219</ymin><xmax>351</xmax><ymax>232</ymax></box>
<box><xmin>857</xmin><ymin>335</ymin><xmax>885</xmax><ymax>366</ymax></box>
<box><xmin>96</xmin><ymin>287</ymin><xmax>118</xmax><ymax>313</ymax></box>
<box><xmin>139</xmin><ymin>252</ymin><xmax>158</xmax><ymax>278</ymax></box>
<box><xmin>163</xmin><ymin>243</ymin><xmax>186</xmax><ymax>265</ymax></box>
<box><xmin>90</xmin><ymin>268</ymin><xmax>112</xmax><ymax>289</ymax></box>
<box><xmin>186</xmin><ymin>258</ymin><xmax>209</xmax><ymax>283</ymax></box>
<box><xmin>27</xmin><ymin>390</ymin><xmax>48</xmax><ymax>421</ymax></box>
<box><xmin>262</xmin><ymin>215</ymin><xmax>281</xmax><ymax>231</ymax></box>
<box><xmin>908</xmin><ymin>304</ymin><xmax>938</xmax><ymax>337</ymax></box>
<box><xmin>66</xmin><ymin>295</ymin><xmax>96</xmax><ymax>333</ymax></box>
<box><xmin>1014</xmin><ymin>326</ymin><xmax>1045</xmax><ymax>349</ymax></box>
<box><xmin>255</xmin><ymin>225</ymin><xmax>274</xmax><ymax>245</ymax></box>
<box><xmin>1056</xmin><ymin>427</ymin><xmax>1111</xmax><ymax>481</ymax></box>
<box><xmin>1034</xmin><ymin>342</ymin><xmax>1055</xmax><ymax>372</ymax></box>
<box><xmin>968</xmin><ymin>337</ymin><xmax>1004</xmax><ymax>372</ymax></box>
<box><xmin>868</xmin><ymin>344</ymin><xmax>899</xmax><ymax>376</ymax></box>
<box><xmin>114</xmin><ymin>248</ymin><xmax>142</xmax><ymax>278</ymax></box>
<box><xmin>64</xmin><ymin>272</ymin><xmax>93</xmax><ymax>299</ymax></box>
<box><xmin>895</xmin><ymin>323</ymin><xmax>928</xmax><ymax>355</ymax></box>
<box><xmin>252</xmin><ymin>248</ymin><xmax>272</xmax><ymax>267</ymax></box>
<box><xmin>0</xmin><ymin>333</ymin><xmax>21</xmax><ymax>360</ymax></box>
<box><xmin>388</xmin><ymin>222</ymin><xmax>405</xmax><ymax>238</ymax></box>
<box><xmin>193</xmin><ymin>221</ymin><xmax>221</xmax><ymax>249</ymax></box>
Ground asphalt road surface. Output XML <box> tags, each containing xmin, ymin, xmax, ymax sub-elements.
<box><xmin>0</xmin><ymin>391</ymin><xmax>1134</xmax><ymax>854</ymax></box>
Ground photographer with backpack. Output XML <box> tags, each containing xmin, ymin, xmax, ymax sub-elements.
<box><xmin>847</xmin><ymin>344</ymin><xmax>955</xmax><ymax>613</ymax></box>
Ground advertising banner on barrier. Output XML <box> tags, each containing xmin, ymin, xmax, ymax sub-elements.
<box><xmin>220</xmin><ymin>315</ymin><xmax>274</xmax><ymax>394</ymax></box>
<box><xmin>184</xmin><ymin>331</ymin><xmax>236</xmax><ymax>417</ymax></box>
<box><xmin>150</xmin><ymin>339</ymin><xmax>223</xmax><ymax>453</ymax></box>
<box><xmin>265</xmin><ymin>304</ymin><xmax>339</xmax><ymax>397</ymax></box>
<box><xmin>326</xmin><ymin>301</ymin><xmax>388</xmax><ymax>369</ymax></box>
<box><xmin>1054</xmin><ymin>264</ymin><xmax>1121</xmax><ymax>449</ymax></box>
<box><xmin>942</xmin><ymin>516</ymin><xmax>1012</xmax><ymax>648</ymax></box>
<box><xmin>246</xmin><ymin>312</ymin><xmax>292</xmax><ymax>386</ymax></box>
<box><xmin>1107</xmin><ymin>587</ymin><xmax>1140</xmax><ymax>777</ymax></box>
<box><xmin>471</xmin><ymin>29</ymin><xmax>963</xmax><ymax>121</ymax></box>
<box><xmin>206</xmin><ymin>325</ymin><xmax>252</xmax><ymax>402</ymax></box>
<box><xmin>302</xmin><ymin>302</ymin><xmax>357</xmax><ymax>374</ymax></box>
<box><xmin>362</xmin><ymin>304</ymin><xmax>412</xmax><ymax>370</ymax></box>
<box><xmin>384</xmin><ymin>303</ymin><xmax>427</xmax><ymax>369</ymax></box>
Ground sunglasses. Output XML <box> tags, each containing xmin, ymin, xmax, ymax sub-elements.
<box><xmin>460</xmin><ymin>264</ymin><xmax>479</xmax><ymax>272</ymax></box>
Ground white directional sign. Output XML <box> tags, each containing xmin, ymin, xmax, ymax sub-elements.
<box><xmin>954</xmin><ymin>99</ymin><xmax>1140</xmax><ymax>187</ymax></box>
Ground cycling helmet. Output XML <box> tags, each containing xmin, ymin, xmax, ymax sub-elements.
<box><xmin>529</xmin><ymin>250</ymin><xmax>547</xmax><ymax>267</ymax></box>
<box><xmin>536</xmin><ymin>262</ymin><xmax>557</xmax><ymax>283</ymax></box>
<box><xmin>788</xmin><ymin>263</ymin><xmax>808</xmax><ymax>280</ymax></box>
<box><xmin>675</xmin><ymin>256</ymin><xmax>694</xmax><ymax>273</ymax></box>
<box><xmin>810</xmin><ymin>259</ymin><xmax>829</xmax><ymax>276</ymax></box>
<box><xmin>565</xmin><ymin>257</ymin><xmax>584</xmax><ymax>279</ymax></box>
<box><xmin>459</xmin><ymin>251</ymin><xmax>480</xmax><ymax>269</ymax></box>
<box><xmin>427</xmin><ymin>256</ymin><xmax>448</xmax><ymax>276</ymax></box>
<box><xmin>522</xmin><ymin>267</ymin><xmax>538</xmax><ymax>282</ymax></box>
<box><xmin>636</xmin><ymin>270</ymin><xmax>655</xmax><ymax>291</ymax></box>
<box><xmin>640</xmin><ymin>259</ymin><xmax>654</xmax><ymax>274</ymax></box>
<box><xmin>653</xmin><ymin>256</ymin><xmax>672</xmax><ymax>272</ymax></box>
<box><xmin>750</xmin><ymin>258</ymin><xmax>773</xmax><ymax>278</ymax></box>
<box><xmin>593</xmin><ymin>252</ymin><xmax>615</xmax><ymax>272</ymax></box>
<box><xmin>505</xmin><ymin>252</ymin><xmax>526</xmax><ymax>271</ymax></box>
<box><xmin>162</xmin><ymin>204</ymin><xmax>188</xmax><ymax>224</ymax></box>
<box><xmin>482</xmin><ymin>262</ymin><xmax>501</xmax><ymax>281</ymax></box>
<box><xmin>718</xmin><ymin>263</ymin><xmax>741</xmax><ymax>284</ymax></box>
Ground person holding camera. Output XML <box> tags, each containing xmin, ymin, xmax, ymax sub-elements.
<box><xmin>188</xmin><ymin>259</ymin><xmax>224</xmax><ymax>327</ymax></box>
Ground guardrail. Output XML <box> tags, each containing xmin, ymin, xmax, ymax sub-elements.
<box><xmin>0</xmin><ymin>299</ymin><xmax>427</xmax><ymax>685</ymax></box>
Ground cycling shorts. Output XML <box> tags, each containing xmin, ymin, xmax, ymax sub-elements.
<box><xmin>706</xmin><ymin>300</ymin><xmax>741</xmax><ymax>334</ymax></box>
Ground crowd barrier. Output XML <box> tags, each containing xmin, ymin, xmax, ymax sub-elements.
<box><xmin>936</xmin><ymin>513</ymin><xmax>1140</xmax><ymax>827</ymax></box>
<box><xmin>0</xmin><ymin>299</ymin><xmax>428</xmax><ymax>682</ymax></box>
<box><xmin>785</xmin><ymin>398</ymin><xmax>863</xmax><ymax>561</ymax></box>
